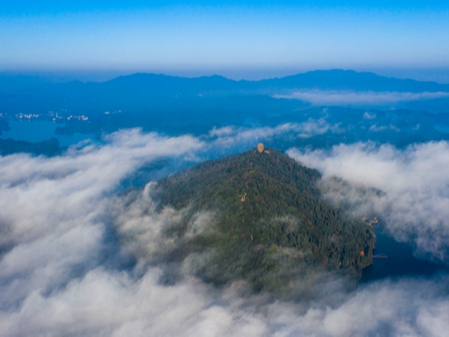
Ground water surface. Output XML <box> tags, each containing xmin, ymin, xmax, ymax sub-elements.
<box><xmin>361</xmin><ymin>224</ymin><xmax>448</xmax><ymax>282</ymax></box>
<box><xmin>2</xmin><ymin>120</ymin><xmax>93</xmax><ymax>147</ymax></box>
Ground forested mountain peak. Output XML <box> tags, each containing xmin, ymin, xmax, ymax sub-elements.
<box><xmin>150</xmin><ymin>147</ymin><xmax>375</xmax><ymax>294</ymax></box>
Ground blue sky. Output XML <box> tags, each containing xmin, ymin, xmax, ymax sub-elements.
<box><xmin>1</xmin><ymin>1</ymin><xmax>449</xmax><ymax>81</ymax></box>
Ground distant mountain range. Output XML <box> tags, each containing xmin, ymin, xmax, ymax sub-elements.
<box><xmin>2</xmin><ymin>69</ymin><xmax>449</xmax><ymax>94</ymax></box>
<box><xmin>1</xmin><ymin>69</ymin><xmax>449</xmax><ymax>110</ymax></box>
<box><xmin>88</xmin><ymin>69</ymin><xmax>449</xmax><ymax>94</ymax></box>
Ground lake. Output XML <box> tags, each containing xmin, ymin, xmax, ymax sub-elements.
<box><xmin>361</xmin><ymin>223</ymin><xmax>449</xmax><ymax>282</ymax></box>
<box><xmin>1</xmin><ymin>119</ymin><xmax>94</xmax><ymax>147</ymax></box>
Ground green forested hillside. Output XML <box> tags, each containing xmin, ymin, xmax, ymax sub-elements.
<box><xmin>154</xmin><ymin>147</ymin><xmax>375</xmax><ymax>293</ymax></box>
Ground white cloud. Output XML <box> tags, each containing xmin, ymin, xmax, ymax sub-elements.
<box><xmin>369</xmin><ymin>124</ymin><xmax>399</xmax><ymax>132</ymax></box>
<box><xmin>209</xmin><ymin>120</ymin><xmax>335</xmax><ymax>150</ymax></box>
<box><xmin>209</xmin><ymin>126</ymin><xmax>235</xmax><ymax>137</ymax></box>
<box><xmin>288</xmin><ymin>141</ymin><xmax>449</xmax><ymax>261</ymax></box>
<box><xmin>111</xmin><ymin>182</ymin><xmax>188</xmax><ymax>259</ymax></box>
<box><xmin>0</xmin><ymin>267</ymin><xmax>269</xmax><ymax>337</ymax></box>
<box><xmin>0</xmin><ymin>128</ymin><xmax>449</xmax><ymax>336</ymax></box>
<box><xmin>276</xmin><ymin>90</ymin><xmax>449</xmax><ymax>106</ymax></box>
<box><xmin>363</xmin><ymin>111</ymin><xmax>376</xmax><ymax>119</ymax></box>
<box><xmin>267</xmin><ymin>278</ymin><xmax>449</xmax><ymax>336</ymax></box>
<box><xmin>296</xmin><ymin>118</ymin><xmax>334</xmax><ymax>138</ymax></box>
<box><xmin>0</xmin><ymin>128</ymin><xmax>204</xmax><ymax>310</ymax></box>
<box><xmin>209</xmin><ymin>123</ymin><xmax>300</xmax><ymax>148</ymax></box>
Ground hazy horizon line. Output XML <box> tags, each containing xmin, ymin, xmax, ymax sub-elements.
<box><xmin>2</xmin><ymin>67</ymin><xmax>449</xmax><ymax>84</ymax></box>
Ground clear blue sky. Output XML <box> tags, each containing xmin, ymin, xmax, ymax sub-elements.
<box><xmin>1</xmin><ymin>1</ymin><xmax>449</xmax><ymax>81</ymax></box>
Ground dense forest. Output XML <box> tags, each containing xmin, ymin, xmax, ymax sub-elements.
<box><xmin>152</xmin><ymin>147</ymin><xmax>375</xmax><ymax>294</ymax></box>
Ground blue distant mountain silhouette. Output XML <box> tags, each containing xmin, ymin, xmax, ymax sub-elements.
<box><xmin>1</xmin><ymin>69</ymin><xmax>449</xmax><ymax>114</ymax></box>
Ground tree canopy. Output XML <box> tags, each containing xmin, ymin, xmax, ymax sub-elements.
<box><xmin>153</xmin><ymin>147</ymin><xmax>375</xmax><ymax>294</ymax></box>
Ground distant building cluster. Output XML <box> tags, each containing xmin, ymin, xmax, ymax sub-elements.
<box><xmin>16</xmin><ymin>113</ymin><xmax>39</xmax><ymax>119</ymax></box>
<box><xmin>12</xmin><ymin>111</ymin><xmax>90</xmax><ymax>122</ymax></box>
<box><xmin>67</xmin><ymin>115</ymin><xmax>88</xmax><ymax>121</ymax></box>
<box><xmin>104</xmin><ymin>110</ymin><xmax>122</xmax><ymax>115</ymax></box>
<box><xmin>48</xmin><ymin>111</ymin><xmax>64</xmax><ymax>121</ymax></box>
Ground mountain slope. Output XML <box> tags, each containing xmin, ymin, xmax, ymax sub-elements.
<box><xmin>152</xmin><ymin>147</ymin><xmax>375</xmax><ymax>293</ymax></box>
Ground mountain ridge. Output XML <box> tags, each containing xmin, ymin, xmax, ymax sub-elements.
<box><xmin>147</xmin><ymin>146</ymin><xmax>376</xmax><ymax>294</ymax></box>
<box><xmin>2</xmin><ymin>69</ymin><xmax>448</xmax><ymax>127</ymax></box>
<box><xmin>2</xmin><ymin>69</ymin><xmax>449</xmax><ymax>94</ymax></box>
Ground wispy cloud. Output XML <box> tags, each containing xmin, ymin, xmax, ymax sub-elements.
<box><xmin>369</xmin><ymin>124</ymin><xmax>400</xmax><ymax>132</ymax></box>
<box><xmin>208</xmin><ymin>123</ymin><xmax>301</xmax><ymax>148</ymax></box>
<box><xmin>296</xmin><ymin>118</ymin><xmax>337</xmax><ymax>138</ymax></box>
<box><xmin>363</xmin><ymin>111</ymin><xmax>376</xmax><ymax>119</ymax></box>
<box><xmin>276</xmin><ymin>90</ymin><xmax>449</xmax><ymax>106</ymax></box>
<box><xmin>208</xmin><ymin>119</ymin><xmax>335</xmax><ymax>149</ymax></box>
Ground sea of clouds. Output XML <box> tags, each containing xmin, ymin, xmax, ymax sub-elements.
<box><xmin>1</xmin><ymin>126</ymin><xmax>449</xmax><ymax>336</ymax></box>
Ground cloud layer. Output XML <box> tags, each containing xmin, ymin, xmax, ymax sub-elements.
<box><xmin>208</xmin><ymin>120</ymin><xmax>334</xmax><ymax>148</ymax></box>
<box><xmin>0</xmin><ymin>128</ymin><xmax>449</xmax><ymax>336</ymax></box>
<box><xmin>289</xmin><ymin>141</ymin><xmax>449</xmax><ymax>261</ymax></box>
<box><xmin>276</xmin><ymin>90</ymin><xmax>449</xmax><ymax>106</ymax></box>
